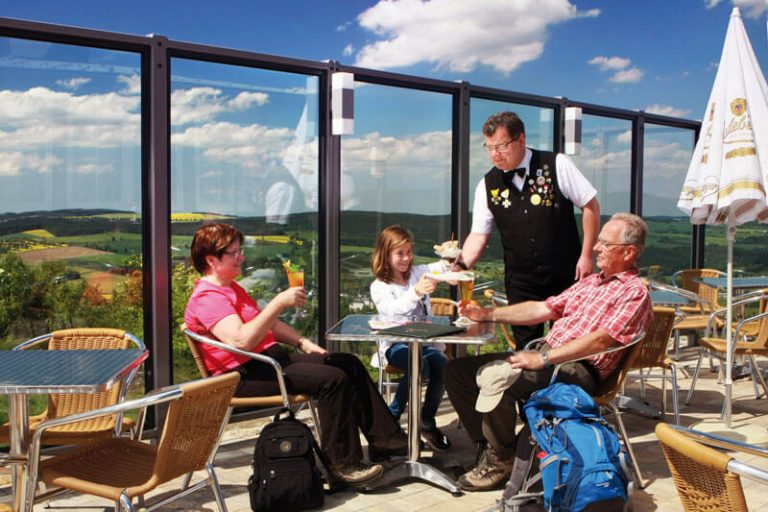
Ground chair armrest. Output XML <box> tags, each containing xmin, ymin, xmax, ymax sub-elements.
<box><xmin>671</xmin><ymin>425</ymin><xmax>768</xmax><ymax>483</ymax></box>
<box><xmin>184</xmin><ymin>329</ymin><xmax>291</xmax><ymax>406</ymax></box>
<box><xmin>483</xmin><ymin>289</ymin><xmax>509</xmax><ymax>306</ymax></box>
<box><xmin>12</xmin><ymin>333</ymin><xmax>54</xmax><ymax>351</ymax></box>
<box><xmin>649</xmin><ymin>280</ymin><xmax>711</xmax><ymax>312</ymax></box>
<box><xmin>548</xmin><ymin>332</ymin><xmax>645</xmax><ymax>386</ymax></box>
<box><xmin>706</xmin><ymin>294</ymin><xmax>768</xmax><ymax>336</ymax></box>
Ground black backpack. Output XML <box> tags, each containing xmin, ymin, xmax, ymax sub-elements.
<box><xmin>248</xmin><ymin>407</ymin><xmax>332</xmax><ymax>512</ymax></box>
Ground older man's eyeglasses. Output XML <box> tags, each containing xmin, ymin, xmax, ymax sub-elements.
<box><xmin>596</xmin><ymin>239</ymin><xmax>634</xmax><ymax>250</ymax></box>
<box><xmin>222</xmin><ymin>248</ymin><xmax>244</xmax><ymax>257</ymax></box>
<box><xmin>483</xmin><ymin>138</ymin><xmax>519</xmax><ymax>153</ymax></box>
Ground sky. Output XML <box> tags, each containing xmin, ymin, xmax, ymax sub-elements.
<box><xmin>3</xmin><ymin>0</ymin><xmax>766</xmax><ymax>117</ymax></box>
<box><xmin>1</xmin><ymin>0</ymin><xmax>767</xmax><ymax>216</ymax></box>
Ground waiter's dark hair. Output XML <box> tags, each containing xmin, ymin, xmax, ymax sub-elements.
<box><xmin>483</xmin><ymin>111</ymin><xmax>526</xmax><ymax>139</ymax></box>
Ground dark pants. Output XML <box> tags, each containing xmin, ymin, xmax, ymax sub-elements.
<box><xmin>445</xmin><ymin>349</ymin><xmax>597</xmax><ymax>458</ymax></box>
<box><xmin>234</xmin><ymin>346</ymin><xmax>400</xmax><ymax>465</ymax></box>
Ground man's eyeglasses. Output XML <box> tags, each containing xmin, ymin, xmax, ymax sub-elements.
<box><xmin>222</xmin><ymin>248</ymin><xmax>244</xmax><ymax>257</ymax></box>
<box><xmin>483</xmin><ymin>138</ymin><xmax>519</xmax><ymax>153</ymax></box>
<box><xmin>595</xmin><ymin>239</ymin><xmax>634</xmax><ymax>250</ymax></box>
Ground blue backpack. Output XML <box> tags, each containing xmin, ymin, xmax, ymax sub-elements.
<box><xmin>522</xmin><ymin>382</ymin><xmax>630</xmax><ymax>512</ymax></box>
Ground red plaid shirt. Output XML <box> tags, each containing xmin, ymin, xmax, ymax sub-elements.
<box><xmin>544</xmin><ymin>267</ymin><xmax>653</xmax><ymax>379</ymax></box>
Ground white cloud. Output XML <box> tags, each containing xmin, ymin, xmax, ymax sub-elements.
<box><xmin>229</xmin><ymin>91</ymin><xmax>269</xmax><ymax>110</ymax></box>
<box><xmin>56</xmin><ymin>77</ymin><xmax>91</xmax><ymax>90</ymax></box>
<box><xmin>74</xmin><ymin>163</ymin><xmax>112</xmax><ymax>175</ymax></box>
<box><xmin>354</xmin><ymin>0</ymin><xmax>599</xmax><ymax>74</ymax></box>
<box><xmin>0</xmin><ymin>87</ymin><xmax>140</xmax><ymax>151</ymax></box>
<box><xmin>171</xmin><ymin>87</ymin><xmax>269</xmax><ymax>125</ymax></box>
<box><xmin>343</xmin><ymin>44</ymin><xmax>354</xmax><ymax>57</ymax></box>
<box><xmin>117</xmin><ymin>74</ymin><xmax>141</xmax><ymax>95</ymax></box>
<box><xmin>0</xmin><ymin>151</ymin><xmax>62</xmax><ymax>176</ymax></box>
<box><xmin>707</xmin><ymin>0</ymin><xmax>767</xmax><ymax>18</ymax></box>
<box><xmin>588</xmin><ymin>56</ymin><xmax>630</xmax><ymax>71</ymax></box>
<box><xmin>645</xmin><ymin>104</ymin><xmax>691</xmax><ymax>117</ymax></box>
<box><xmin>609</xmin><ymin>67</ymin><xmax>643</xmax><ymax>83</ymax></box>
<box><xmin>616</xmin><ymin>130</ymin><xmax>632</xmax><ymax>144</ymax></box>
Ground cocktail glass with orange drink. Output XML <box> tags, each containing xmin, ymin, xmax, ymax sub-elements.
<box><xmin>282</xmin><ymin>259</ymin><xmax>307</xmax><ymax>317</ymax></box>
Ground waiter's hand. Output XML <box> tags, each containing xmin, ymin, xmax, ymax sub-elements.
<box><xmin>574</xmin><ymin>255</ymin><xmax>594</xmax><ymax>281</ymax></box>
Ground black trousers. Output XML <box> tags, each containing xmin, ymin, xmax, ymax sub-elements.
<box><xmin>234</xmin><ymin>346</ymin><xmax>399</xmax><ymax>465</ymax></box>
<box><xmin>445</xmin><ymin>349</ymin><xmax>597</xmax><ymax>457</ymax></box>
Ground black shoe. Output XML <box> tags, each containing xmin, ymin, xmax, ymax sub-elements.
<box><xmin>368</xmin><ymin>429</ymin><xmax>408</xmax><ymax>462</ymax></box>
<box><xmin>422</xmin><ymin>427</ymin><xmax>451</xmax><ymax>451</ymax></box>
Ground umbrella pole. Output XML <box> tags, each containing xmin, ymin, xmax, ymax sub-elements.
<box><xmin>725</xmin><ymin>222</ymin><xmax>736</xmax><ymax>428</ymax></box>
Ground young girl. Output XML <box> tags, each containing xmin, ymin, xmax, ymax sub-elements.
<box><xmin>370</xmin><ymin>225</ymin><xmax>451</xmax><ymax>451</ymax></box>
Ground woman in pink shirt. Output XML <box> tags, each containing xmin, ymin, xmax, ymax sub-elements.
<box><xmin>184</xmin><ymin>223</ymin><xmax>406</xmax><ymax>485</ymax></box>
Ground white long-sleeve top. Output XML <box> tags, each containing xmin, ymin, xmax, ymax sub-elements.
<box><xmin>370</xmin><ymin>261</ymin><xmax>447</xmax><ymax>368</ymax></box>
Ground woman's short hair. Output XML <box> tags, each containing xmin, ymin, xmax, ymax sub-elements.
<box><xmin>190</xmin><ymin>223</ymin><xmax>244</xmax><ymax>274</ymax></box>
<box><xmin>482</xmin><ymin>111</ymin><xmax>526</xmax><ymax>139</ymax></box>
<box><xmin>611</xmin><ymin>212</ymin><xmax>648</xmax><ymax>256</ymax></box>
<box><xmin>371</xmin><ymin>225</ymin><xmax>414</xmax><ymax>283</ymax></box>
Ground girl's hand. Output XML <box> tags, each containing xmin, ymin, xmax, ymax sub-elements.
<box><xmin>275</xmin><ymin>287</ymin><xmax>307</xmax><ymax>310</ymax></box>
<box><xmin>414</xmin><ymin>274</ymin><xmax>438</xmax><ymax>296</ymax></box>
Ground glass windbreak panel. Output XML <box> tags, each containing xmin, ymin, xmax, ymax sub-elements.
<box><xmin>704</xmin><ymin>223</ymin><xmax>768</xmax><ymax>277</ymax></box>
<box><xmin>468</xmin><ymin>99</ymin><xmax>556</xmax><ymax>295</ymax></box>
<box><xmin>339</xmin><ymin>84</ymin><xmax>453</xmax><ymax>320</ymax></box>
<box><xmin>0</xmin><ymin>37</ymin><xmax>143</xmax><ymax>423</ymax></box>
<box><xmin>642</xmin><ymin>124</ymin><xmax>696</xmax><ymax>280</ymax></box>
<box><xmin>569</xmin><ymin>115</ymin><xmax>631</xmax><ymax>219</ymax></box>
<box><xmin>170</xmin><ymin>59</ymin><xmax>319</xmax><ymax>385</ymax></box>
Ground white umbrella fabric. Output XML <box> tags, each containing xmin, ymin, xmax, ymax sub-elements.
<box><xmin>677</xmin><ymin>7</ymin><xmax>768</xmax><ymax>429</ymax></box>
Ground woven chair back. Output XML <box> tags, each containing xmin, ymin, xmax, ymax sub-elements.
<box><xmin>656</xmin><ymin>423</ymin><xmax>748</xmax><ymax>512</ymax></box>
<box><xmin>155</xmin><ymin>372</ymin><xmax>239</xmax><ymax>482</ymax></box>
<box><xmin>631</xmin><ymin>307</ymin><xmax>676</xmax><ymax>370</ymax></box>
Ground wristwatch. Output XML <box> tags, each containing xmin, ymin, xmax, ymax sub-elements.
<box><xmin>540</xmin><ymin>351</ymin><xmax>552</xmax><ymax>369</ymax></box>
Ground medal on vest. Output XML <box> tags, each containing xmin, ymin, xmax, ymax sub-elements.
<box><xmin>530</xmin><ymin>194</ymin><xmax>542</xmax><ymax>206</ymax></box>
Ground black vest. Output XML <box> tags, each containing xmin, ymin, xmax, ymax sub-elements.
<box><xmin>484</xmin><ymin>149</ymin><xmax>581</xmax><ymax>296</ymax></box>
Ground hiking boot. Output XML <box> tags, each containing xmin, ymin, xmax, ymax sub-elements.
<box><xmin>422</xmin><ymin>427</ymin><xmax>451</xmax><ymax>451</ymax></box>
<box><xmin>331</xmin><ymin>461</ymin><xmax>384</xmax><ymax>485</ymax></box>
<box><xmin>368</xmin><ymin>428</ymin><xmax>408</xmax><ymax>462</ymax></box>
<box><xmin>457</xmin><ymin>446</ymin><xmax>514</xmax><ymax>491</ymax></box>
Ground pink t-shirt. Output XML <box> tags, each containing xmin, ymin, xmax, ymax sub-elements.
<box><xmin>184</xmin><ymin>279</ymin><xmax>278</xmax><ymax>375</ymax></box>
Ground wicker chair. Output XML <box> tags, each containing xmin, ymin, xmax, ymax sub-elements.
<box><xmin>625</xmin><ymin>307</ymin><xmax>681</xmax><ymax>425</ymax></box>
<box><xmin>483</xmin><ymin>289</ymin><xmax>516</xmax><ymax>350</ymax></box>
<box><xmin>0</xmin><ymin>328</ymin><xmax>144</xmax><ymax>447</ymax></box>
<box><xmin>27</xmin><ymin>373</ymin><xmax>240</xmax><ymax>512</ymax></box>
<box><xmin>686</xmin><ymin>295</ymin><xmax>768</xmax><ymax>406</ymax></box>
<box><xmin>655</xmin><ymin>422</ymin><xmax>768</xmax><ymax>512</ymax></box>
<box><xmin>673</xmin><ymin>268</ymin><xmax>726</xmax><ymax>314</ymax></box>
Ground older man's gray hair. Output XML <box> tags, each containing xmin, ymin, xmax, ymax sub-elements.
<box><xmin>610</xmin><ymin>212</ymin><xmax>647</xmax><ymax>256</ymax></box>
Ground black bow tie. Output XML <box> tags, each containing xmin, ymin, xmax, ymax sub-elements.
<box><xmin>503</xmin><ymin>168</ymin><xmax>526</xmax><ymax>187</ymax></box>
<box><xmin>513</xmin><ymin>167</ymin><xmax>526</xmax><ymax>178</ymax></box>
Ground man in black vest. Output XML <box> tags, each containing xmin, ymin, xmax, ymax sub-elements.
<box><xmin>457</xmin><ymin>111</ymin><xmax>600</xmax><ymax>346</ymax></box>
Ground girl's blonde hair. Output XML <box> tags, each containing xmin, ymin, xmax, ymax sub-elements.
<box><xmin>371</xmin><ymin>225</ymin><xmax>414</xmax><ymax>283</ymax></box>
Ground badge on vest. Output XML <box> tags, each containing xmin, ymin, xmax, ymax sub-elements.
<box><xmin>528</xmin><ymin>166</ymin><xmax>556</xmax><ymax>207</ymax></box>
<box><xmin>490</xmin><ymin>188</ymin><xmax>512</xmax><ymax>208</ymax></box>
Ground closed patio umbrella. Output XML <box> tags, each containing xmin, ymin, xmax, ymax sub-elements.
<box><xmin>677</xmin><ymin>7</ymin><xmax>768</xmax><ymax>432</ymax></box>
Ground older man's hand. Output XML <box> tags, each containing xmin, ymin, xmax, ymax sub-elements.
<box><xmin>506</xmin><ymin>350</ymin><xmax>546</xmax><ymax>370</ymax></box>
<box><xmin>460</xmin><ymin>301</ymin><xmax>490</xmax><ymax>322</ymax></box>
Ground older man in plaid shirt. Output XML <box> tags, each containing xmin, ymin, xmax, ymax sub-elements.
<box><xmin>446</xmin><ymin>212</ymin><xmax>653</xmax><ymax>492</ymax></box>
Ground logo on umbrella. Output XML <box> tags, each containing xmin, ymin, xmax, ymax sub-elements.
<box><xmin>730</xmin><ymin>98</ymin><xmax>747</xmax><ymax>116</ymax></box>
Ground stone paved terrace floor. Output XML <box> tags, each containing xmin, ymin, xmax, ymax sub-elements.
<box><xmin>4</xmin><ymin>346</ymin><xmax>768</xmax><ymax>511</ymax></box>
